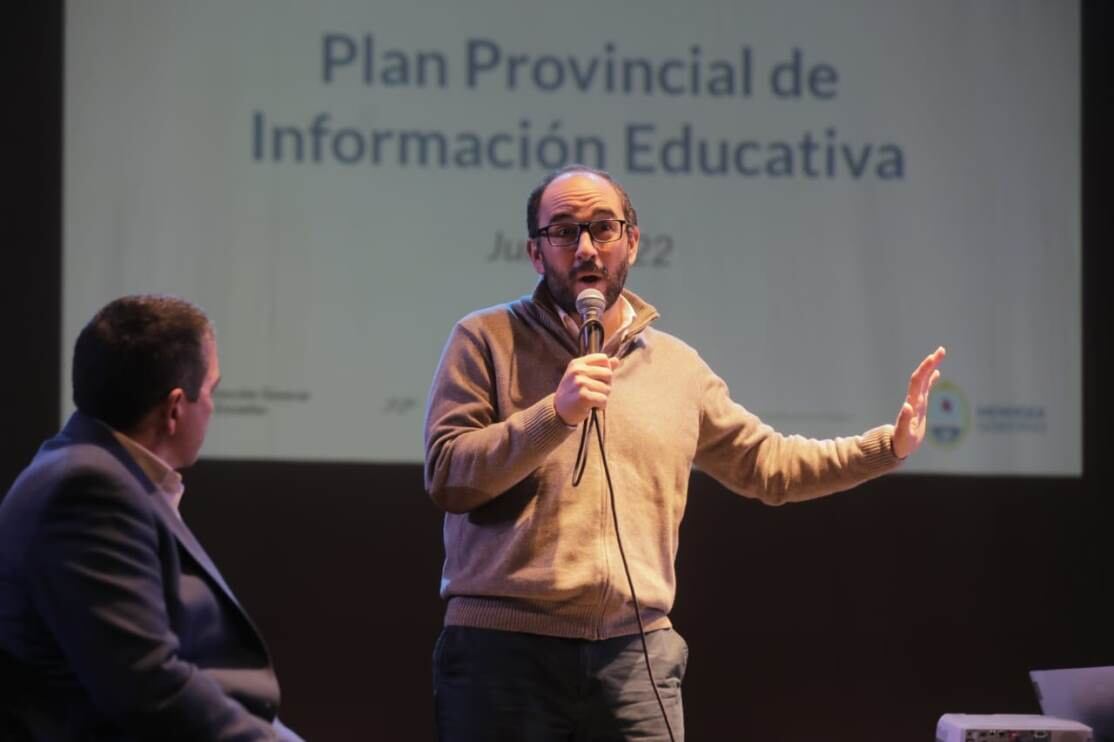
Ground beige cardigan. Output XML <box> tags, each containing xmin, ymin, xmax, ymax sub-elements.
<box><xmin>424</xmin><ymin>283</ymin><xmax>900</xmax><ymax>640</ymax></box>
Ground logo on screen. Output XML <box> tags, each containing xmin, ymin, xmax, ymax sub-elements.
<box><xmin>927</xmin><ymin>380</ymin><xmax>969</xmax><ymax>448</ymax></box>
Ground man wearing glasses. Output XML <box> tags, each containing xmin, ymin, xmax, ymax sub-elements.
<box><xmin>423</xmin><ymin>164</ymin><xmax>945</xmax><ymax>740</ymax></box>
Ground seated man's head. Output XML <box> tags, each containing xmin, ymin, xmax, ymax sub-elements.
<box><xmin>72</xmin><ymin>295</ymin><xmax>220</xmax><ymax>468</ymax></box>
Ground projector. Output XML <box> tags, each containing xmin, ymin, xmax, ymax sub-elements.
<box><xmin>937</xmin><ymin>714</ymin><xmax>1094</xmax><ymax>742</ymax></box>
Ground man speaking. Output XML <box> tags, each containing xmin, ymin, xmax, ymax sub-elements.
<box><xmin>424</xmin><ymin>165</ymin><xmax>945</xmax><ymax>740</ymax></box>
<box><xmin>0</xmin><ymin>295</ymin><xmax>301</xmax><ymax>741</ymax></box>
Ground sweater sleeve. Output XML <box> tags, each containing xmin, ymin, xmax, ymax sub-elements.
<box><xmin>424</xmin><ymin>321</ymin><xmax>575</xmax><ymax>513</ymax></box>
<box><xmin>692</xmin><ymin>365</ymin><xmax>902</xmax><ymax>505</ymax></box>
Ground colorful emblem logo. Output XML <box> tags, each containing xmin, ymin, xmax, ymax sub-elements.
<box><xmin>927</xmin><ymin>379</ymin><xmax>969</xmax><ymax>448</ymax></box>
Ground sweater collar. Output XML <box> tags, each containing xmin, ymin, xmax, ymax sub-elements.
<box><xmin>529</xmin><ymin>280</ymin><xmax>660</xmax><ymax>350</ymax></box>
<box><xmin>554</xmin><ymin>296</ymin><xmax>636</xmax><ymax>355</ymax></box>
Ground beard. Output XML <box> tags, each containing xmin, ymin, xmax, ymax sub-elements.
<box><xmin>541</xmin><ymin>252</ymin><xmax>630</xmax><ymax>319</ymax></box>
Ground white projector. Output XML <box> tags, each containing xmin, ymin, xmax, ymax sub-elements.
<box><xmin>936</xmin><ymin>714</ymin><xmax>1094</xmax><ymax>742</ymax></box>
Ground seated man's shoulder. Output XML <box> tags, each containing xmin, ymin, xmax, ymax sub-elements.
<box><xmin>4</xmin><ymin>443</ymin><xmax>151</xmax><ymax>523</ymax></box>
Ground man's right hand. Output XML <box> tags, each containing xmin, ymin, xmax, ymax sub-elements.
<box><xmin>554</xmin><ymin>353</ymin><xmax>621</xmax><ymax>425</ymax></box>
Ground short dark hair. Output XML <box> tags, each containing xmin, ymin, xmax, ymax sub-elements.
<box><xmin>72</xmin><ymin>295</ymin><xmax>212</xmax><ymax>432</ymax></box>
<box><xmin>526</xmin><ymin>165</ymin><xmax>638</xmax><ymax>239</ymax></box>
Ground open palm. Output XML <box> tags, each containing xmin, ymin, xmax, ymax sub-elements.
<box><xmin>893</xmin><ymin>346</ymin><xmax>946</xmax><ymax>459</ymax></box>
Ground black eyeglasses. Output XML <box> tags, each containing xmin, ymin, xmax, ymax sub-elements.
<box><xmin>536</xmin><ymin>219</ymin><xmax>628</xmax><ymax>248</ymax></box>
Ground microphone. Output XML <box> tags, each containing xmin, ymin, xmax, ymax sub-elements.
<box><xmin>576</xmin><ymin>288</ymin><xmax>606</xmax><ymax>355</ymax></box>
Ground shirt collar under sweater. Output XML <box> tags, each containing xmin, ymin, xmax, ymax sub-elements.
<box><xmin>528</xmin><ymin>281</ymin><xmax>660</xmax><ymax>357</ymax></box>
<box><xmin>554</xmin><ymin>296</ymin><xmax>636</xmax><ymax>355</ymax></box>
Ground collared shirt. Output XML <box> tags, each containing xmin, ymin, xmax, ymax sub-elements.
<box><xmin>556</xmin><ymin>295</ymin><xmax>636</xmax><ymax>356</ymax></box>
<box><xmin>111</xmin><ymin>430</ymin><xmax>186</xmax><ymax>517</ymax></box>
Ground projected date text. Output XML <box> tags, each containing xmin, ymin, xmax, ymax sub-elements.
<box><xmin>486</xmin><ymin>230</ymin><xmax>675</xmax><ymax>268</ymax></box>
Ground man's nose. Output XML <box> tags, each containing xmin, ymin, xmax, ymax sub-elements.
<box><xmin>574</xmin><ymin>227</ymin><xmax>599</xmax><ymax>261</ymax></box>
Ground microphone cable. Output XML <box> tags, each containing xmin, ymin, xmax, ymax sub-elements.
<box><xmin>572</xmin><ymin>405</ymin><xmax>678</xmax><ymax>742</ymax></box>
<box><xmin>571</xmin><ymin>406</ymin><xmax>593</xmax><ymax>486</ymax></box>
<box><xmin>571</xmin><ymin>318</ymin><xmax>603</xmax><ymax>487</ymax></box>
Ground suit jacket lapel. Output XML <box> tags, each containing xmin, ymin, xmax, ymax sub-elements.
<box><xmin>54</xmin><ymin>412</ymin><xmax>247</xmax><ymax>613</ymax></box>
<box><xmin>145</xmin><ymin>492</ymin><xmax>245</xmax><ymax>613</ymax></box>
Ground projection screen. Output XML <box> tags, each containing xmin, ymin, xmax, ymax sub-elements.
<box><xmin>62</xmin><ymin>0</ymin><xmax>1081</xmax><ymax>475</ymax></box>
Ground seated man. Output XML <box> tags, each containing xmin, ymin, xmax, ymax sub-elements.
<box><xmin>0</xmin><ymin>295</ymin><xmax>301</xmax><ymax>741</ymax></box>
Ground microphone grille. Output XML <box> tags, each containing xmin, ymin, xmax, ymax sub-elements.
<box><xmin>575</xmin><ymin>288</ymin><xmax>606</xmax><ymax>316</ymax></box>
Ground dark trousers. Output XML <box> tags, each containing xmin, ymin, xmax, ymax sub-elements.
<box><xmin>433</xmin><ymin>626</ymin><xmax>687</xmax><ymax>741</ymax></box>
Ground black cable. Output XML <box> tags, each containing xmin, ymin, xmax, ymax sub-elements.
<box><xmin>571</xmin><ymin>411</ymin><xmax>592</xmax><ymax>486</ymax></box>
<box><xmin>566</xmin><ymin>318</ymin><xmax>675</xmax><ymax>737</ymax></box>
<box><xmin>571</xmin><ymin>319</ymin><xmax>603</xmax><ymax>488</ymax></box>
<box><xmin>583</xmin><ymin>407</ymin><xmax>677</xmax><ymax>735</ymax></box>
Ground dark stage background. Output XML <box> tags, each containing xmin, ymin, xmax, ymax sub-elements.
<box><xmin>6</xmin><ymin>3</ymin><xmax>1112</xmax><ymax>739</ymax></box>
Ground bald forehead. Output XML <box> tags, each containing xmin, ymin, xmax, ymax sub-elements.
<box><xmin>539</xmin><ymin>172</ymin><xmax>625</xmax><ymax>223</ymax></box>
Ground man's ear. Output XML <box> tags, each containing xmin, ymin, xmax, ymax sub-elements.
<box><xmin>163</xmin><ymin>388</ymin><xmax>186</xmax><ymax>436</ymax></box>
<box><xmin>626</xmin><ymin>224</ymin><xmax>640</xmax><ymax>266</ymax></box>
<box><xmin>526</xmin><ymin>239</ymin><xmax>545</xmax><ymax>276</ymax></box>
